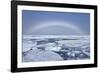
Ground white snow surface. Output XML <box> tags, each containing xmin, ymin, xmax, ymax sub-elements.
<box><xmin>23</xmin><ymin>49</ymin><xmax>63</xmax><ymax>62</ymax></box>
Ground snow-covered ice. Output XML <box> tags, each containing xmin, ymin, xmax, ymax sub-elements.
<box><xmin>22</xmin><ymin>35</ymin><xmax>90</xmax><ymax>62</ymax></box>
<box><xmin>23</xmin><ymin>49</ymin><xmax>63</xmax><ymax>62</ymax></box>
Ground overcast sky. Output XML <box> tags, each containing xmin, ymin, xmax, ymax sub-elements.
<box><xmin>22</xmin><ymin>10</ymin><xmax>90</xmax><ymax>35</ymax></box>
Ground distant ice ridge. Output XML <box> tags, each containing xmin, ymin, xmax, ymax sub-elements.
<box><xmin>23</xmin><ymin>35</ymin><xmax>90</xmax><ymax>39</ymax></box>
<box><xmin>22</xmin><ymin>35</ymin><xmax>90</xmax><ymax>62</ymax></box>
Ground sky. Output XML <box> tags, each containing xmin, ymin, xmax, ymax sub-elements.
<box><xmin>22</xmin><ymin>10</ymin><xmax>90</xmax><ymax>35</ymax></box>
